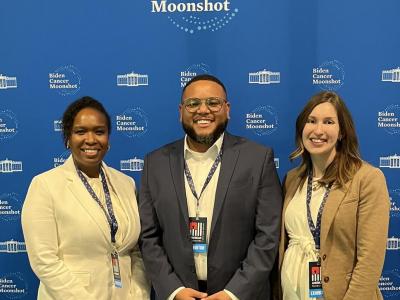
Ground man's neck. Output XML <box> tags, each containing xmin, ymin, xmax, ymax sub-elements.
<box><xmin>187</xmin><ymin>137</ymin><xmax>211</xmax><ymax>153</ymax></box>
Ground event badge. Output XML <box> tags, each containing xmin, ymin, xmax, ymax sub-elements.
<box><xmin>308</xmin><ymin>261</ymin><xmax>323</xmax><ymax>298</ymax></box>
<box><xmin>189</xmin><ymin>217</ymin><xmax>207</xmax><ymax>253</ymax></box>
<box><xmin>111</xmin><ymin>250</ymin><xmax>123</xmax><ymax>288</ymax></box>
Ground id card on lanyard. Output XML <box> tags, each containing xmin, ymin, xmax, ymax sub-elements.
<box><xmin>306</xmin><ymin>170</ymin><xmax>332</xmax><ymax>298</ymax></box>
<box><xmin>184</xmin><ymin>147</ymin><xmax>222</xmax><ymax>254</ymax></box>
<box><xmin>76</xmin><ymin>165</ymin><xmax>122</xmax><ymax>288</ymax></box>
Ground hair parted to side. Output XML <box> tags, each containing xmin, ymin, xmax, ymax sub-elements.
<box><xmin>61</xmin><ymin>96</ymin><xmax>111</xmax><ymax>148</ymax></box>
<box><xmin>181</xmin><ymin>74</ymin><xmax>227</xmax><ymax>101</ymax></box>
<box><xmin>290</xmin><ymin>91</ymin><xmax>362</xmax><ymax>189</ymax></box>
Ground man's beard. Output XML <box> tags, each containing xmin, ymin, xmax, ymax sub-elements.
<box><xmin>182</xmin><ymin>120</ymin><xmax>228</xmax><ymax>146</ymax></box>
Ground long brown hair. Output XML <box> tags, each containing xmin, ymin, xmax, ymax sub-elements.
<box><xmin>290</xmin><ymin>91</ymin><xmax>362</xmax><ymax>189</ymax></box>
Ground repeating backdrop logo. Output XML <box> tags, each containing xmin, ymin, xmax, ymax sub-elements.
<box><xmin>0</xmin><ymin>110</ymin><xmax>18</xmax><ymax>141</ymax></box>
<box><xmin>151</xmin><ymin>0</ymin><xmax>239</xmax><ymax>34</ymax></box>
<box><xmin>53</xmin><ymin>150</ymin><xmax>70</xmax><ymax>168</ymax></box>
<box><xmin>380</xmin><ymin>154</ymin><xmax>400</xmax><ymax>169</ymax></box>
<box><xmin>312</xmin><ymin>60</ymin><xmax>345</xmax><ymax>90</ymax></box>
<box><xmin>274</xmin><ymin>158</ymin><xmax>279</xmax><ymax>169</ymax></box>
<box><xmin>382</xmin><ymin>67</ymin><xmax>400</xmax><ymax>83</ymax></box>
<box><xmin>390</xmin><ymin>188</ymin><xmax>400</xmax><ymax>218</ymax></box>
<box><xmin>53</xmin><ymin>120</ymin><xmax>62</xmax><ymax>132</ymax></box>
<box><xmin>387</xmin><ymin>236</ymin><xmax>400</xmax><ymax>251</ymax></box>
<box><xmin>0</xmin><ymin>193</ymin><xmax>21</xmax><ymax>222</ymax></box>
<box><xmin>245</xmin><ymin>106</ymin><xmax>278</xmax><ymax>136</ymax></box>
<box><xmin>0</xmin><ymin>240</ymin><xmax>26</xmax><ymax>254</ymax></box>
<box><xmin>0</xmin><ymin>74</ymin><xmax>17</xmax><ymax>89</ymax></box>
<box><xmin>120</xmin><ymin>157</ymin><xmax>144</xmax><ymax>171</ymax></box>
<box><xmin>117</xmin><ymin>71</ymin><xmax>149</xmax><ymax>87</ymax></box>
<box><xmin>0</xmin><ymin>159</ymin><xmax>22</xmax><ymax>173</ymax></box>
<box><xmin>49</xmin><ymin>65</ymin><xmax>81</xmax><ymax>96</ymax></box>
<box><xmin>115</xmin><ymin>108</ymin><xmax>148</xmax><ymax>138</ymax></box>
<box><xmin>249</xmin><ymin>69</ymin><xmax>280</xmax><ymax>85</ymax></box>
<box><xmin>180</xmin><ymin>63</ymin><xmax>210</xmax><ymax>87</ymax></box>
<box><xmin>377</xmin><ymin>105</ymin><xmax>400</xmax><ymax>134</ymax></box>
<box><xmin>380</xmin><ymin>270</ymin><xmax>400</xmax><ymax>298</ymax></box>
<box><xmin>0</xmin><ymin>272</ymin><xmax>28</xmax><ymax>299</ymax></box>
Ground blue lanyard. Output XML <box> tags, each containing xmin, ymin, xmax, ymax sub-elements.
<box><xmin>306</xmin><ymin>170</ymin><xmax>332</xmax><ymax>250</ymax></box>
<box><xmin>184</xmin><ymin>148</ymin><xmax>223</xmax><ymax>219</ymax></box>
<box><xmin>76</xmin><ymin>165</ymin><xmax>119</xmax><ymax>244</ymax></box>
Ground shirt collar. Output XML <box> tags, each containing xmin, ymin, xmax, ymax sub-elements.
<box><xmin>184</xmin><ymin>133</ymin><xmax>224</xmax><ymax>161</ymax></box>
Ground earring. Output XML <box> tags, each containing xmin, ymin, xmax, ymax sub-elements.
<box><xmin>108</xmin><ymin>144</ymin><xmax>111</xmax><ymax>151</ymax></box>
<box><xmin>66</xmin><ymin>140</ymin><xmax>70</xmax><ymax>149</ymax></box>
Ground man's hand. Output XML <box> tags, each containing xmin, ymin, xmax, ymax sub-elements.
<box><xmin>203</xmin><ymin>291</ymin><xmax>232</xmax><ymax>300</ymax></box>
<box><xmin>175</xmin><ymin>288</ymin><xmax>208</xmax><ymax>300</ymax></box>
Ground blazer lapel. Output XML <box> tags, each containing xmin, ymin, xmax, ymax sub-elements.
<box><xmin>320</xmin><ymin>182</ymin><xmax>350</xmax><ymax>248</ymax></box>
<box><xmin>170</xmin><ymin>139</ymin><xmax>189</xmax><ymax>224</ymax></box>
<box><xmin>210</xmin><ymin>133</ymin><xmax>240</xmax><ymax>238</ymax></box>
<box><xmin>63</xmin><ymin>156</ymin><xmax>112</xmax><ymax>245</ymax></box>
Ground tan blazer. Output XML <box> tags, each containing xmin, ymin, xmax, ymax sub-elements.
<box><xmin>278</xmin><ymin>162</ymin><xmax>389</xmax><ymax>300</ymax></box>
<box><xmin>22</xmin><ymin>156</ymin><xmax>150</xmax><ymax>300</ymax></box>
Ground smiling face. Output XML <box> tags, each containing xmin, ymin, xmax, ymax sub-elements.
<box><xmin>68</xmin><ymin>107</ymin><xmax>109</xmax><ymax>177</ymax></box>
<box><xmin>302</xmin><ymin>102</ymin><xmax>340</xmax><ymax>165</ymax></box>
<box><xmin>179</xmin><ymin>79</ymin><xmax>230</xmax><ymax>152</ymax></box>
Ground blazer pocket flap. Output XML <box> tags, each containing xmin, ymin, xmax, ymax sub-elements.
<box><xmin>72</xmin><ymin>271</ymin><xmax>91</xmax><ymax>287</ymax></box>
<box><xmin>340</xmin><ymin>197</ymin><xmax>358</xmax><ymax>205</ymax></box>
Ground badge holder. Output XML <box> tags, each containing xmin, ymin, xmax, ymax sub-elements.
<box><xmin>189</xmin><ymin>217</ymin><xmax>208</xmax><ymax>253</ymax></box>
<box><xmin>308</xmin><ymin>261</ymin><xmax>323</xmax><ymax>298</ymax></box>
<box><xmin>111</xmin><ymin>250</ymin><xmax>123</xmax><ymax>288</ymax></box>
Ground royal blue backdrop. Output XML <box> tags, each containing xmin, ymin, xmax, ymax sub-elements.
<box><xmin>1</xmin><ymin>1</ymin><xmax>399</xmax><ymax>298</ymax></box>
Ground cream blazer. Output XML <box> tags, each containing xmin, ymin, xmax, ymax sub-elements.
<box><xmin>21</xmin><ymin>156</ymin><xmax>150</xmax><ymax>300</ymax></box>
<box><xmin>278</xmin><ymin>162</ymin><xmax>390</xmax><ymax>300</ymax></box>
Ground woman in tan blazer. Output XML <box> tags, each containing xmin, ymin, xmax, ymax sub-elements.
<box><xmin>22</xmin><ymin>97</ymin><xmax>150</xmax><ymax>300</ymax></box>
<box><xmin>278</xmin><ymin>91</ymin><xmax>390</xmax><ymax>300</ymax></box>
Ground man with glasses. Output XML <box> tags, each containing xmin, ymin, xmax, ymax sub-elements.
<box><xmin>139</xmin><ymin>74</ymin><xmax>282</xmax><ymax>300</ymax></box>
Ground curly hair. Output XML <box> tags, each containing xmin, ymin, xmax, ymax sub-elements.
<box><xmin>61</xmin><ymin>96</ymin><xmax>111</xmax><ymax>147</ymax></box>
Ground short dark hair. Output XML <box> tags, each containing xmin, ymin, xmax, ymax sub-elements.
<box><xmin>181</xmin><ymin>74</ymin><xmax>227</xmax><ymax>101</ymax></box>
<box><xmin>62</xmin><ymin>96</ymin><xmax>111</xmax><ymax>147</ymax></box>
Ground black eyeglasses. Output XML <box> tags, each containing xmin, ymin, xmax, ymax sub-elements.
<box><xmin>182</xmin><ymin>97</ymin><xmax>226</xmax><ymax>113</ymax></box>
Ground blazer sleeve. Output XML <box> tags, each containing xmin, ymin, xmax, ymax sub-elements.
<box><xmin>21</xmin><ymin>176</ymin><xmax>94</xmax><ymax>300</ymax></box>
<box><xmin>138</xmin><ymin>154</ymin><xmax>183</xmax><ymax>300</ymax></box>
<box><xmin>343</xmin><ymin>167</ymin><xmax>390</xmax><ymax>300</ymax></box>
<box><xmin>225</xmin><ymin>148</ymin><xmax>283</xmax><ymax>299</ymax></box>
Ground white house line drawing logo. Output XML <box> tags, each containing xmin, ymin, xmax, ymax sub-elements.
<box><xmin>249</xmin><ymin>69</ymin><xmax>280</xmax><ymax>85</ymax></box>
<box><xmin>387</xmin><ymin>237</ymin><xmax>400</xmax><ymax>250</ymax></box>
<box><xmin>120</xmin><ymin>157</ymin><xmax>144</xmax><ymax>171</ymax></box>
<box><xmin>0</xmin><ymin>159</ymin><xmax>22</xmax><ymax>173</ymax></box>
<box><xmin>380</xmin><ymin>154</ymin><xmax>400</xmax><ymax>168</ymax></box>
<box><xmin>0</xmin><ymin>240</ymin><xmax>26</xmax><ymax>253</ymax></box>
<box><xmin>151</xmin><ymin>1</ymin><xmax>239</xmax><ymax>34</ymax></box>
<box><xmin>382</xmin><ymin>67</ymin><xmax>400</xmax><ymax>82</ymax></box>
<box><xmin>0</xmin><ymin>74</ymin><xmax>17</xmax><ymax>89</ymax></box>
<box><xmin>117</xmin><ymin>72</ymin><xmax>148</xmax><ymax>87</ymax></box>
<box><xmin>54</xmin><ymin>120</ymin><xmax>62</xmax><ymax>132</ymax></box>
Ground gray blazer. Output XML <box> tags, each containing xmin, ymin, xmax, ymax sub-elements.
<box><xmin>139</xmin><ymin>132</ymin><xmax>282</xmax><ymax>300</ymax></box>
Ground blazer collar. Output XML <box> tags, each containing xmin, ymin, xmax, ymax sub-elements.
<box><xmin>62</xmin><ymin>155</ymin><xmax>117</xmax><ymax>247</ymax></box>
<box><xmin>211</xmin><ymin>133</ymin><xmax>240</xmax><ymax>238</ymax></box>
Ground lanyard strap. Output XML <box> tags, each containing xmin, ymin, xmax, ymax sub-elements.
<box><xmin>306</xmin><ymin>170</ymin><xmax>332</xmax><ymax>250</ymax></box>
<box><xmin>76</xmin><ymin>166</ymin><xmax>119</xmax><ymax>244</ymax></box>
<box><xmin>184</xmin><ymin>148</ymin><xmax>223</xmax><ymax>219</ymax></box>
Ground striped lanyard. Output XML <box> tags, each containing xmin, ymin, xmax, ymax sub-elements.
<box><xmin>184</xmin><ymin>148</ymin><xmax>223</xmax><ymax>219</ymax></box>
<box><xmin>76</xmin><ymin>166</ymin><xmax>119</xmax><ymax>244</ymax></box>
<box><xmin>306</xmin><ymin>169</ymin><xmax>332</xmax><ymax>250</ymax></box>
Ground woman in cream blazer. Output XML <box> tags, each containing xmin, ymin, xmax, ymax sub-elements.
<box><xmin>22</xmin><ymin>97</ymin><xmax>149</xmax><ymax>300</ymax></box>
<box><xmin>278</xmin><ymin>91</ymin><xmax>390</xmax><ymax>300</ymax></box>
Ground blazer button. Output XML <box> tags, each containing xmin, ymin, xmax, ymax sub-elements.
<box><xmin>322</xmin><ymin>254</ymin><xmax>327</xmax><ymax>261</ymax></box>
<box><xmin>324</xmin><ymin>276</ymin><xmax>330</xmax><ymax>283</ymax></box>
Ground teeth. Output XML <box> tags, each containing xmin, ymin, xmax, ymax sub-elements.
<box><xmin>196</xmin><ymin>120</ymin><xmax>211</xmax><ymax>124</ymax></box>
<box><xmin>83</xmin><ymin>149</ymin><xmax>98</xmax><ymax>153</ymax></box>
<box><xmin>311</xmin><ymin>139</ymin><xmax>324</xmax><ymax>143</ymax></box>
